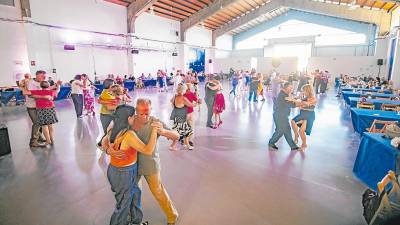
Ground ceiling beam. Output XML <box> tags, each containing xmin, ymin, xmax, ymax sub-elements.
<box><xmin>213</xmin><ymin>0</ymin><xmax>392</xmax><ymax>38</ymax></box>
<box><xmin>180</xmin><ymin>0</ymin><xmax>243</xmax><ymax>35</ymax></box>
<box><xmin>213</xmin><ymin>0</ymin><xmax>281</xmax><ymax>38</ymax></box>
<box><xmin>127</xmin><ymin>0</ymin><xmax>158</xmax><ymax>19</ymax></box>
<box><xmin>127</xmin><ymin>0</ymin><xmax>158</xmax><ymax>32</ymax></box>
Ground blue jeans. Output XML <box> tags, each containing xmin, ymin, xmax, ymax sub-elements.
<box><xmin>107</xmin><ymin>164</ymin><xmax>143</xmax><ymax>225</ymax></box>
<box><xmin>248</xmin><ymin>89</ymin><xmax>257</xmax><ymax>102</ymax></box>
<box><xmin>230</xmin><ymin>84</ymin><xmax>237</xmax><ymax>95</ymax></box>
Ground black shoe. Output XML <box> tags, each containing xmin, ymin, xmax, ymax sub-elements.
<box><xmin>189</xmin><ymin>141</ymin><xmax>194</xmax><ymax>147</ymax></box>
<box><xmin>268</xmin><ymin>144</ymin><xmax>278</xmax><ymax>150</ymax></box>
<box><xmin>291</xmin><ymin>146</ymin><xmax>301</xmax><ymax>151</ymax></box>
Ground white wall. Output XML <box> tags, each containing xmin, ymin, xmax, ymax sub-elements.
<box><xmin>133</xmin><ymin>13</ymin><xmax>180</xmax><ymax>76</ymax></box>
<box><xmin>215</xmin><ymin>57</ymin><xmax>252</xmax><ymax>73</ymax></box>
<box><xmin>231</xmin><ymin>49</ymin><xmax>264</xmax><ymax>58</ymax></box>
<box><xmin>0</xmin><ymin>1</ymin><xmax>30</xmax><ymax>86</ymax></box>
<box><xmin>391</xmin><ymin>7</ymin><xmax>400</xmax><ymax>30</ymax></box>
<box><xmin>307</xmin><ymin>56</ymin><xmax>383</xmax><ymax>77</ymax></box>
<box><xmin>216</xmin><ymin>34</ymin><xmax>233</xmax><ymax>50</ymax></box>
<box><xmin>257</xmin><ymin>57</ymin><xmax>298</xmax><ymax>75</ymax></box>
<box><xmin>25</xmin><ymin>0</ymin><xmax>128</xmax><ymax>81</ymax></box>
<box><xmin>185</xmin><ymin>26</ymin><xmax>212</xmax><ymax>47</ymax></box>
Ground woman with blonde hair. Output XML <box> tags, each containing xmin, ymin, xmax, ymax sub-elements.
<box><xmin>170</xmin><ymin>83</ymin><xmax>196</xmax><ymax>150</ymax></box>
<box><xmin>291</xmin><ymin>84</ymin><xmax>317</xmax><ymax>150</ymax></box>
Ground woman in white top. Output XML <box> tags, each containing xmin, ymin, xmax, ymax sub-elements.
<box><xmin>71</xmin><ymin>74</ymin><xmax>84</xmax><ymax>118</ymax></box>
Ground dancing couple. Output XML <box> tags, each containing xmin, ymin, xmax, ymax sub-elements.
<box><xmin>205</xmin><ymin>76</ymin><xmax>225</xmax><ymax>129</ymax></box>
<box><xmin>102</xmin><ymin>99</ymin><xmax>180</xmax><ymax>225</ymax></box>
<box><xmin>268</xmin><ymin>83</ymin><xmax>317</xmax><ymax>151</ymax></box>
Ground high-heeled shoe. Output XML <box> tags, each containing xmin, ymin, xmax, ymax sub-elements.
<box><xmin>217</xmin><ymin>121</ymin><xmax>223</xmax><ymax>127</ymax></box>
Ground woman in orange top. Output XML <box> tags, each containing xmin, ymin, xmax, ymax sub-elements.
<box><xmin>102</xmin><ymin>105</ymin><xmax>162</xmax><ymax>225</ymax></box>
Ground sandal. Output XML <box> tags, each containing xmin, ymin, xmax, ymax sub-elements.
<box><xmin>169</xmin><ymin>146</ymin><xmax>177</xmax><ymax>151</ymax></box>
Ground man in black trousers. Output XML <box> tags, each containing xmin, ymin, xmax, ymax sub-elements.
<box><xmin>268</xmin><ymin>82</ymin><xmax>300</xmax><ymax>151</ymax></box>
<box><xmin>204</xmin><ymin>75</ymin><xmax>218</xmax><ymax>128</ymax></box>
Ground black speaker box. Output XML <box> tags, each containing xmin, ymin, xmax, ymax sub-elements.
<box><xmin>0</xmin><ymin>125</ymin><xmax>11</xmax><ymax>157</ymax></box>
<box><xmin>377</xmin><ymin>59</ymin><xmax>384</xmax><ymax>66</ymax></box>
<box><xmin>209</xmin><ymin>59</ymin><xmax>212</xmax><ymax>63</ymax></box>
<box><xmin>131</xmin><ymin>49</ymin><xmax>139</xmax><ymax>54</ymax></box>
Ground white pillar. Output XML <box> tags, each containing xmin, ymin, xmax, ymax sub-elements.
<box><xmin>390</xmin><ymin>31</ymin><xmax>400</xmax><ymax>88</ymax></box>
<box><xmin>205</xmin><ymin>48</ymin><xmax>215</xmax><ymax>74</ymax></box>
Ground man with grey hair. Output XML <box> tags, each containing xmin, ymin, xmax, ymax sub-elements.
<box><xmin>131</xmin><ymin>98</ymin><xmax>180</xmax><ymax>225</ymax></box>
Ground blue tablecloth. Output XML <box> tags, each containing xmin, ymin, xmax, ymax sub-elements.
<box><xmin>353</xmin><ymin>132</ymin><xmax>400</xmax><ymax>191</ymax></box>
<box><xmin>94</xmin><ymin>84</ymin><xmax>104</xmax><ymax>95</ymax></box>
<box><xmin>143</xmin><ymin>79</ymin><xmax>157</xmax><ymax>87</ymax></box>
<box><xmin>123</xmin><ymin>81</ymin><xmax>135</xmax><ymax>91</ymax></box>
<box><xmin>343</xmin><ymin>91</ymin><xmax>395</xmax><ymax>105</ymax></box>
<box><xmin>348</xmin><ymin>97</ymin><xmax>400</xmax><ymax>109</ymax></box>
<box><xmin>342</xmin><ymin>88</ymin><xmax>392</xmax><ymax>94</ymax></box>
<box><xmin>350</xmin><ymin>108</ymin><xmax>400</xmax><ymax>134</ymax></box>
<box><xmin>55</xmin><ymin>86</ymin><xmax>71</xmax><ymax>100</ymax></box>
<box><xmin>1</xmin><ymin>90</ymin><xmax>21</xmax><ymax>105</ymax></box>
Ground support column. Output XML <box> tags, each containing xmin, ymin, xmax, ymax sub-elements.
<box><xmin>390</xmin><ymin>30</ymin><xmax>400</xmax><ymax>88</ymax></box>
<box><xmin>127</xmin><ymin>16</ymin><xmax>136</xmax><ymax>76</ymax></box>
<box><xmin>177</xmin><ymin>43</ymin><xmax>188</xmax><ymax>73</ymax></box>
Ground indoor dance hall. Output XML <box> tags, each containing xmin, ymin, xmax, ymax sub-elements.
<box><xmin>2</xmin><ymin>0</ymin><xmax>400</xmax><ymax>225</ymax></box>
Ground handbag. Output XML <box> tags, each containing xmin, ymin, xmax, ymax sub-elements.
<box><xmin>362</xmin><ymin>171</ymin><xmax>400</xmax><ymax>225</ymax></box>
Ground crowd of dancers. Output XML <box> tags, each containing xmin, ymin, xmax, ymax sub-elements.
<box><xmin>17</xmin><ymin>67</ymin><xmax>330</xmax><ymax>225</ymax></box>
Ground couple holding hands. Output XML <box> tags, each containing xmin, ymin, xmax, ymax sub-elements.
<box><xmin>269</xmin><ymin>83</ymin><xmax>317</xmax><ymax>151</ymax></box>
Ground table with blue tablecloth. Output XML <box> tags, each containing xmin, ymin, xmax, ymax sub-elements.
<box><xmin>1</xmin><ymin>89</ymin><xmax>24</xmax><ymax>105</ymax></box>
<box><xmin>348</xmin><ymin>97</ymin><xmax>400</xmax><ymax>109</ymax></box>
<box><xmin>123</xmin><ymin>81</ymin><xmax>135</xmax><ymax>91</ymax></box>
<box><xmin>94</xmin><ymin>84</ymin><xmax>104</xmax><ymax>95</ymax></box>
<box><xmin>54</xmin><ymin>86</ymin><xmax>71</xmax><ymax>100</ymax></box>
<box><xmin>143</xmin><ymin>79</ymin><xmax>157</xmax><ymax>87</ymax></box>
<box><xmin>341</xmin><ymin>88</ymin><xmax>392</xmax><ymax>94</ymax></box>
<box><xmin>350</xmin><ymin>108</ymin><xmax>400</xmax><ymax>134</ymax></box>
<box><xmin>353</xmin><ymin>132</ymin><xmax>400</xmax><ymax>191</ymax></box>
<box><xmin>342</xmin><ymin>91</ymin><xmax>395</xmax><ymax>105</ymax></box>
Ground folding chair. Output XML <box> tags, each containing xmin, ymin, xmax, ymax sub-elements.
<box><xmin>357</xmin><ymin>102</ymin><xmax>375</xmax><ymax>110</ymax></box>
<box><xmin>367</xmin><ymin>120</ymin><xmax>398</xmax><ymax>133</ymax></box>
<box><xmin>381</xmin><ymin>104</ymin><xmax>398</xmax><ymax>111</ymax></box>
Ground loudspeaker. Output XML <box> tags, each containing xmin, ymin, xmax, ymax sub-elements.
<box><xmin>131</xmin><ymin>49</ymin><xmax>139</xmax><ymax>54</ymax></box>
<box><xmin>377</xmin><ymin>59</ymin><xmax>384</xmax><ymax>66</ymax></box>
<box><xmin>208</xmin><ymin>59</ymin><xmax>212</xmax><ymax>63</ymax></box>
<box><xmin>172</xmin><ymin>52</ymin><xmax>178</xmax><ymax>56</ymax></box>
<box><xmin>0</xmin><ymin>125</ymin><xmax>11</xmax><ymax>157</ymax></box>
<box><xmin>64</xmin><ymin>45</ymin><xmax>75</xmax><ymax>50</ymax></box>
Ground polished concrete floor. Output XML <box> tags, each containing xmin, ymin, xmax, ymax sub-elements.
<box><xmin>0</xmin><ymin>82</ymin><xmax>366</xmax><ymax>225</ymax></box>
